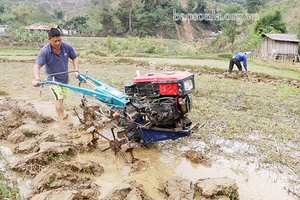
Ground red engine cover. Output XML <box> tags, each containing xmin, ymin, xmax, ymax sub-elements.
<box><xmin>133</xmin><ymin>71</ymin><xmax>193</xmax><ymax>83</ymax></box>
<box><xmin>133</xmin><ymin>71</ymin><xmax>194</xmax><ymax>96</ymax></box>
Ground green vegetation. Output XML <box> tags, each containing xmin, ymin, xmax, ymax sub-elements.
<box><xmin>220</xmin><ymin>3</ymin><xmax>247</xmax><ymax>53</ymax></box>
<box><xmin>7</xmin><ymin>27</ymin><xmax>48</xmax><ymax>45</ymax></box>
<box><xmin>254</xmin><ymin>10</ymin><xmax>287</xmax><ymax>35</ymax></box>
<box><xmin>246</xmin><ymin>0</ymin><xmax>265</xmax><ymax>13</ymax></box>
<box><xmin>0</xmin><ymin>0</ymin><xmax>298</xmax><ymax>53</ymax></box>
<box><xmin>0</xmin><ymin>168</ymin><xmax>20</xmax><ymax>199</ymax></box>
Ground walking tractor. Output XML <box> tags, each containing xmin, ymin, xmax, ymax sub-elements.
<box><xmin>40</xmin><ymin>70</ymin><xmax>198</xmax><ymax>163</ymax></box>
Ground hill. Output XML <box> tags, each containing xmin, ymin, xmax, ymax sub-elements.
<box><xmin>0</xmin><ymin>0</ymin><xmax>91</xmax><ymax>18</ymax></box>
<box><xmin>272</xmin><ymin>0</ymin><xmax>300</xmax><ymax>34</ymax></box>
<box><xmin>0</xmin><ymin>0</ymin><xmax>299</xmax><ymax>49</ymax></box>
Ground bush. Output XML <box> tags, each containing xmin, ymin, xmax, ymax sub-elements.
<box><xmin>0</xmin><ymin>173</ymin><xmax>20</xmax><ymax>199</ymax></box>
<box><xmin>7</xmin><ymin>27</ymin><xmax>47</xmax><ymax>45</ymax></box>
<box><xmin>218</xmin><ymin>53</ymin><xmax>232</xmax><ymax>59</ymax></box>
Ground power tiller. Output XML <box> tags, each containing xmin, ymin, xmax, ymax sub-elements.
<box><xmin>39</xmin><ymin>70</ymin><xmax>198</xmax><ymax>162</ymax></box>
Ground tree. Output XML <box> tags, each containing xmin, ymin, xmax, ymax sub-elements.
<box><xmin>100</xmin><ymin>7</ymin><xmax>116</xmax><ymax>35</ymax></box>
<box><xmin>134</xmin><ymin>0</ymin><xmax>178</xmax><ymax>38</ymax></box>
<box><xmin>117</xmin><ymin>0</ymin><xmax>134</xmax><ymax>33</ymax></box>
<box><xmin>91</xmin><ymin>0</ymin><xmax>100</xmax><ymax>6</ymax></box>
<box><xmin>254</xmin><ymin>10</ymin><xmax>287</xmax><ymax>35</ymax></box>
<box><xmin>187</xmin><ymin>0</ymin><xmax>194</xmax><ymax>12</ymax></box>
<box><xmin>96</xmin><ymin>0</ymin><xmax>120</xmax><ymax>35</ymax></box>
<box><xmin>187</xmin><ymin>0</ymin><xmax>206</xmax><ymax>13</ymax></box>
<box><xmin>29</xmin><ymin>6</ymin><xmax>55</xmax><ymax>24</ymax></box>
<box><xmin>0</xmin><ymin>6</ymin><xmax>4</xmax><ymax>14</ymax></box>
<box><xmin>12</xmin><ymin>3</ymin><xmax>30</xmax><ymax>24</ymax></box>
<box><xmin>195</xmin><ymin>0</ymin><xmax>206</xmax><ymax>13</ymax></box>
<box><xmin>246</xmin><ymin>0</ymin><xmax>265</xmax><ymax>13</ymax></box>
<box><xmin>53</xmin><ymin>8</ymin><xmax>65</xmax><ymax>21</ymax></box>
<box><xmin>142</xmin><ymin>0</ymin><xmax>168</xmax><ymax>11</ymax></box>
<box><xmin>83</xmin><ymin>0</ymin><xmax>119</xmax><ymax>35</ymax></box>
<box><xmin>220</xmin><ymin>3</ymin><xmax>247</xmax><ymax>53</ymax></box>
<box><xmin>63</xmin><ymin>16</ymin><xmax>89</xmax><ymax>34</ymax></box>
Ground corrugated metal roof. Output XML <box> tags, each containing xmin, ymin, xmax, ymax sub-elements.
<box><xmin>262</xmin><ymin>33</ymin><xmax>300</xmax><ymax>42</ymax></box>
<box><xmin>25</xmin><ymin>24</ymin><xmax>52</xmax><ymax>31</ymax></box>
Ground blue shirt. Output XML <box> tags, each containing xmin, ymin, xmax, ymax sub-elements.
<box><xmin>35</xmin><ymin>41</ymin><xmax>77</xmax><ymax>84</ymax></box>
<box><xmin>233</xmin><ymin>52</ymin><xmax>247</xmax><ymax>69</ymax></box>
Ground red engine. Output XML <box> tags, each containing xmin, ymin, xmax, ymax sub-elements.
<box><xmin>124</xmin><ymin>71</ymin><xmax>195</xmax><ymax>129</ymax></box>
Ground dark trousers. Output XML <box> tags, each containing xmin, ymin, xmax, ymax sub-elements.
<box><xmin>228</xmin><ymin>58</ymin><xmax>242</xmax><ymax>73</ymax></box>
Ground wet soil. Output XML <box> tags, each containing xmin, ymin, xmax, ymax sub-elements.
<box><xmin>0</xmin><ymin>56</ymin><xmax>299</xmax><ymax>199</ymax></box>
<box><xmin>0</xmin><ymin>95</ymin><xmax>297</xmax><ymax>200</ymax></box>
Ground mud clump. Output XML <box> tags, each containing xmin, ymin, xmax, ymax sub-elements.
<box><xmin>10</xmin><ymin>142</ymin><xmax>78</xmax><ymax>176</ymax></box>
<box><xmin>30</xmin><ymin>166</ymin><xmax>100</xmax><ymax>198</ymax></box>
<box><xmin>103</xmin><ymin>180</ymin><xmax>153</xmax><ymax>200</ymax></box>
<box><xmin>64</xmin><ymin>160</ymin><xmax>105</xmax><ymax>176</ymax></box>
<box><xmin>224</xmin><ymin>71</ymin><xmax>300</xmax><ymax>87</ymax></box>
<box><xmin>184</xmin><ymin>150</ymin><xmax>212</xmax><ymax>167</ymax></box>
<box><xmin>0</xmin><ymin>90</ymin><xmax>9</xmax><ymax>96</ymax></box>
<box><xmin>30</xmin><ymin>189</ymin><xmax>79</xmax><ymax>200</ymax></box>
<box><xmin>195</xmin><ymin>177</ymin><xmax>239</xmax><ymax>200</ymax></box>
<box><xmin>8</xmin><ymin>124</ymin><xmax>46</xmax><ymax>144</ymax></box>
<box><xmin>0</xmin><ymin>97</ymin><xmax>53</xmax><ymax>140</ymax></box>
<box><xmin>159</xmin><ymin>176</ymin><xmax>195</xmax><ymax>200</ymax></box>
<box><xmin>1</xmin><ymin>96</ymin><xmax>104</xmax><ymax>199</ymax></box>
<box><xmin>121</xmin><ymin>159</ymin><xmax>151</xmax><ymax>176</ymax></box>
<box><xmin>13</xmin><ymin>139</ymin><xmax>39</xmax><ymax>154</ymax></box>
<box><xmin>160</xmin><ymin>176</ymin><xmax>239</xmax><ymax>200</ymax></box>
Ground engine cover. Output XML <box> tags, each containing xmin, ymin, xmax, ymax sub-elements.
<box><xmin>125</xmin><ymin>71</ymin><xmax>195</xmax><ymax>97</ymax></box>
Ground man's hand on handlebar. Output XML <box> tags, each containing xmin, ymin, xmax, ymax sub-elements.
<box><xmin>75</xmin><ymin>71</ymin><xmax>80</xmax><ymax>79</ymax></box>
<box><xmin>32</xmin><ymin>79</ymin><xmax>40</xmax><ymax>87</ymax></box>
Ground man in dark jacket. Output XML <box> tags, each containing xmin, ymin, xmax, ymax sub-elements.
<box><xmin>227</xmin><ymin>52</ymin><xmax>251</xmax><ymax>75</ymax></box>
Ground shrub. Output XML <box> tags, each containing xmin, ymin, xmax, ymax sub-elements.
<box><xmin>8</xmin><ymin>27</ymin><xmax>48</xmax><ymax>46</ymax></box>
<box><xmin>7</xmin><ymin>27</ymin><xmax>47</xmax><ymax>45</ymax></box>
<box><xmin>0</xmin><ymin>173</ymin><xmax>20</xmax><ymax>199</ymax></box>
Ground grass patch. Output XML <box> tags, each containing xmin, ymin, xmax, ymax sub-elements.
<box><xmin>0</xmin><ymin>157</ymin><xmax>20</xmax><ymax>200</ymax></box>
<box><xmin>0</xmin><ymin>173</ymin><xmax>20</xmax><ymax>200</ymax></box>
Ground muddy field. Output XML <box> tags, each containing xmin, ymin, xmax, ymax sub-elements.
<box><xmin>0</xmin><ymin>56</ymin><xmax>299</xmax><ymax>200</ymax></box>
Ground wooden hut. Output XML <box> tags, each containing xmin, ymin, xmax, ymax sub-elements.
<box><xmin>262</xmin><ymin>33</ymin><xmax>299</xmax><ymax>62</ymax></box>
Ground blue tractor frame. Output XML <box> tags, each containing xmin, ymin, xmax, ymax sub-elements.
<box><xmin>39</xmin><ymin>71</ymin><xmax>197</xmax><ymax>144</ymax></box>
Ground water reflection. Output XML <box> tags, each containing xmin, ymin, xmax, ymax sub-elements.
<box><xmin>76</xmin><ymin>143</ymin><xmax>295</xmax><ymax>200</ymax></box>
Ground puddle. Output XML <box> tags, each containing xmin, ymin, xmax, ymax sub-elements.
<box><xmin>214</xmin><ymin>137</ymin><xmax>258</xmax><ymax>155</ymax></box>
<box><xmin>76</xmin><ymin>146</ymin><xmax>177</xmax><ymax>199</ymax></box>
<box><xmin>76</xmin><ymin>142</ymin><xmax>296</xmax><ymax>200</ymax></box>
<box><xmin>177</xmin><ymin>157</ymin><xmax>295</xmax><ymax>200</ymax></box>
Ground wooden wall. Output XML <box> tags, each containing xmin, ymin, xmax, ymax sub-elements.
<box><xmin>262</xmin><ymin>38</ymin><xmax>299</xmax><ymax>61</ymax></box>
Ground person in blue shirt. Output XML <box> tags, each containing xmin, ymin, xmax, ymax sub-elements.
<box><xmin>32</xmin><ymin>27</ymin><xmax>79</xmax><ymax>120</ymax></box>
<box><xmin>227</xmin><ymin>52</ymin><xmax>251</xmax><ymax>75</ymax></box>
